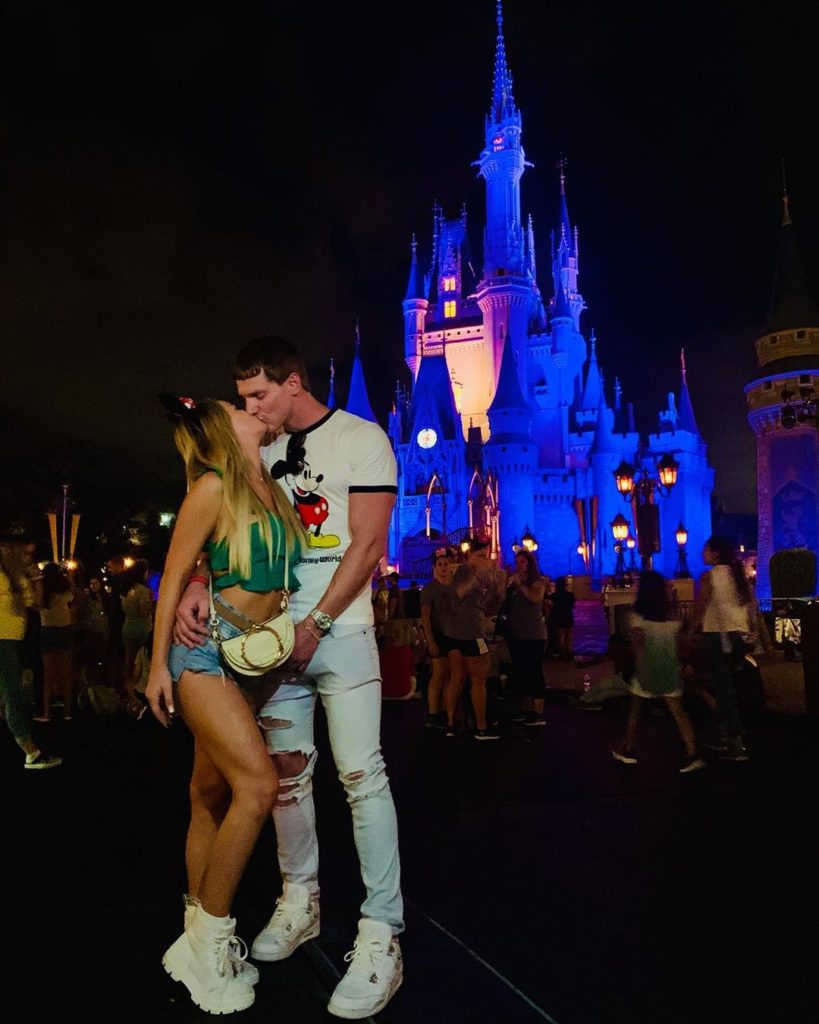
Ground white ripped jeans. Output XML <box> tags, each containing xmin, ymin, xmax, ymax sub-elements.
<box><xmin>257</xmin><ymin>625</ymin><xmax>404</xmax><ymax>933</ymax></box>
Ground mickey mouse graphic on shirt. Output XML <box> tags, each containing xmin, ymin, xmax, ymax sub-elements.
<box><xmin>284</xmin><ymin>458</ymin><xmax>341</xmax><ymax>549</ymax></box>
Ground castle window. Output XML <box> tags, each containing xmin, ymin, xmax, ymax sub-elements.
<box><xmin>498</xmin><ymin>321</ymin><xmax>504</xmax><ymax>339</ymax></box>
<box><xmin>770</xmin><ymin>335</ymin><xmax>778</xmax><ymax>344</ymax></box>
<box><xmin>442</xmin><ymin>276</ymin><xmax>457</xmax><ymax>292</ymax></box>
<box><xmin>443</xmin><ymin>300</ymin><xmax>456</xmax><ymax>319</ymax></box>
<box><xmin>493</xmin><ymin>135</ymin><xmax>504</xmax><ymax>152</ymax></box>
<box><xmin>796</xmin><ymin>330</ymin><xmax>806</xmax><ymax>339</ymax></box>
<box><xmin>763</xmin><ymin>381</ymin><xmax>773</xmax><ymax>390</ymax></box>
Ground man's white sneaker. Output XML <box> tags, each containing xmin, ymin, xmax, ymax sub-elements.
<box><xmin>327</xmin><ymin>919</ymin><xmax>403</xmax><ymax>1020</ymax></box>
<box><xmin>164</xmin><ymin>907</ymin><xmax>255</xmax><ymax>1014</ymax></box>
<box><xmin>251</xmin><ymin>882</ymin><xmax>320</xmax><ymax>962</ymax></box>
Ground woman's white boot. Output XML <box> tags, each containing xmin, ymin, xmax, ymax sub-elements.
<box><xmin>164</xmin><ymin>904</ymin><xmax>255</xmax><ymax>1014</ymax></box>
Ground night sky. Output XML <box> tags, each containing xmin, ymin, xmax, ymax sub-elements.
<box><xmin>2</xmin><ymin>0</ymin><xmax>818</xmax><ymax>532</ymax></box>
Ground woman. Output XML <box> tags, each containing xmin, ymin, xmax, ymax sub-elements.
<box><xmin>505</xmin><ymin>550</ymin><xmax>548</xmax><ymax>727</ymax></box>
<box><xmin>689</xmin><ymin>535</ymin><xmax>754</xmax><ymax>763</ymax></box>
<box><xmin>441</xmin><ymin>537</ymin><xmax>503</xmax><ymax>740</ymax></box>
<box><xmin>547</xmin><ymin>576</ymin><xmax>576</xmax><ymax>659</ymax></box>
<box><xmin>146</xmin><ymin>394</ymin><xmax>304</xmax><ymax>1014</ymax></box>
<box><xmin>0</xmin><ymin>535</ymin><xmax>61</xmax><ymax>769</ymax></box>
<box><xmin>612</xmin><ymin>570</ymin><xmax>704</xmax><ymax>774</ymax></box>
<box><xmin>120</xmin><ymin>558</ymin><xmax>153</xmax><ymax>700</ymax></box>
<box><xmin>419</xmin><ymin>549</ymin><xmax>453</xmax><ymax>730</ymax></box>
<box><xmin>36</xmin><ymin>562</ymin><xmax>74</xmax><ymax>722</ymax></box>
<box><xmin>83</xmin><ymin>577</ymin><xmax>110</xmax><ymax>688</ymax></box>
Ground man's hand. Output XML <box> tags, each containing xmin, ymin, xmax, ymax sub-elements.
<box><xmin>286</xmin><ymin>620</ymin><xmax>321</xmax><ymax>675</ymax></box>
<box><xmin>174</xmin><ymin>581</ymin><xmax>211</xmax><ymax>648</ymax></box>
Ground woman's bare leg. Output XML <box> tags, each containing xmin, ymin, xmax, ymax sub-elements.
<box><xmin>176</xmin><ymin>671</ymin><xmax>278</xmax><ymax>917</ymax></box>
<box><xmin>664</xmin><ymin>695</ymin><xmax>697</xmax><ymax>757</ymax></box>
<box><xmin>624</xmin><ymin>695</ymin><xmax>641</xmax><ymax>751</ymax></box>
<box><xmin>464</xmin><ymin>652</ymin><xmax>491</xmax><ymax>731</ymax></box>
<box><xmin>444</xmin><ymin>651</ymin><xmax>466</xmax><ymax>727</ymax></box>
<box><xmin>427</xmin><ymin>656</ymin><xmax>449</xmax><ymax>717</ymax></box>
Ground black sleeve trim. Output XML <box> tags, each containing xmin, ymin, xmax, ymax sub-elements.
<box><xmin>348</xmin><ymin>485</ymin><xmax>399</xmax><ymax>494</ymax></box>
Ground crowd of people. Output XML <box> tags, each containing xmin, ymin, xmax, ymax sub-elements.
<box><xmin>1</xmin><ymin>329</ymin><xmax>768</xmax><ymax>1021</ymax></box>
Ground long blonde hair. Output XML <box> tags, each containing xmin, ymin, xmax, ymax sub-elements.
<box><xmin>173</xmin><ymin>400</ymin><xmax>305</xmax><ymax>581</ymax></box>
<box><xmin>0</xmin><ymin>540</ymin><xmax>32</xmax><ymax>618</ymax></box>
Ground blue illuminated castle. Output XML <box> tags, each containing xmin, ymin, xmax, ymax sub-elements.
<box><xmin>344</xmin><ymin>3</ymin><xmax>714</xmax><ymax>581</ymax></box>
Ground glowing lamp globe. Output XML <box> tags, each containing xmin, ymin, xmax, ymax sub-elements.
<box><xmin>521</xmin><ymin>527</ymin><xmax>538</xmax><ymax>552</ymax></box>
<box><xmin>611</xmin><ymin>514</ymin><xmax>629</xmax><ymax>542</ymax></box>
<box><xmin>675</xmin><ymin>523</ymin><xmax>688</xmax><ymax>547</ymax></box>
<box><xmin>613</xmin><ymin>460</ymin><xmax>635</xmax><ymax>497</ymax></box>
<box><xmin>657</xmin><ymin>453</ymin><xmax>680</xmax><ymax>490</ymax></box>
<box><xmin>626</xmin><ymin>535</ymin><xmax>636</xmax><ymax>550</ymax></box>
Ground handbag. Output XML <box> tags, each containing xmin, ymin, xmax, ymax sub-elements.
<box><xmin>209</xmin><ymin>541</ymin><xmax>295</xmax><ymax>676</ymax></box>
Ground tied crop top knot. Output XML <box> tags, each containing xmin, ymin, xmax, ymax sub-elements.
<box><xmin>200</xmin><ymin>472</ymin><xmax>301</xmax><ymax>593</ymax></box>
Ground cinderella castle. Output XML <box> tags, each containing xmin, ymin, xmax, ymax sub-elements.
<box><xmin>336</xmin><ymin>3</ymin><xmax>714</xmax><ymax>582</ymax></box>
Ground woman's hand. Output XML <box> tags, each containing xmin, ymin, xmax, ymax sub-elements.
<box><xmin>146</xmin><ymin>665</ymin><xmax>176</xmax><ymax>728</ymax></box>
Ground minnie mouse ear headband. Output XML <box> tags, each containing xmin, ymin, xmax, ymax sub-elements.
<box><xmin>158</xmin><ymin>392</ymin><xmax>204</xmax><ymax>434</ymax></box>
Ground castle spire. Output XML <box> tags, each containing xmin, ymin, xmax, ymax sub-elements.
<box><xmin>557</xmin><ymin>153</ymin><xmax>573</xmax><ymax>253</ymax></box>
<box><xmin>580</xmin><ymin>329</ymin><xmax>601</xmax><ymax>410</ymax></box>
<box><xmin>490</xmin><ymin>1</ymin><xmax>516</xmax><ymax>124</ymax></box>
<box><xmin>404</xmin><ymin>234</ymin><xmax>425</xmax><ymax>301</ymax></box>
<box><xmin>763</xmin><ymin>186</ymin><xmax>819</xmax><ymax>335</ymax></box>
<box><xmin>345</xmin><ymin>323</ymin><xmax>377</xmax><ymax>423</ymax></box>
<box><xmin>327</xmin><ymin>357</ymin><xmax>337</xmax><ymax>410</ymax></box>
<box><xmin>676</xmin><ymin>348</ymin><xmax>701</xmax><ymax>435</ymax></box>
<box><xmin>488</xmin><ymin>331</ymin><xmax>528</xmax><ymax>415</ymax></box>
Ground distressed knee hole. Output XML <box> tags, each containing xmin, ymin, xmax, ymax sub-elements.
<box><xmin>259</xmin><ymin>717</ymin><xmax>293</xmax><ymax>730</ymax></box>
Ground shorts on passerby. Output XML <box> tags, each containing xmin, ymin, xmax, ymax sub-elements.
<box><xmin>429</xmin><ymin>629</ymin><xmax>450</xmax><ymax>658</ymax></box>
<box><xmin>443</xmin><ymin>636</ymin><xmax>489</xmax><ymax>658</ymax></box>
<box><xmin>40</xmin><ymin>625</ymin><xmax>72</xmax><ymax>654</ymax></box>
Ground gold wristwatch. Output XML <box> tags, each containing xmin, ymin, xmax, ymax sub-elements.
<box><xmin>308</xmin><ymin>608</ymin><xmax>334</xmax><ymax>636</ymax></box>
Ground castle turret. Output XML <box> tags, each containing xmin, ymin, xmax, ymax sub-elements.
<box><xmin>745</xmin><ymin>185</ymin><xmax>819</xmax><ymax>598</ymax></box>
<box><xmin>475</xmin><ymin>1</ymin><xmax>536</xmax><ymax>389</ymax></box>
<box><xmin>485</xmin><ymin>332</ymin><xmax>535</xmax><ymax>560</ymax></box>
<box><xmin>403</xmin><ymin>236</ymin><xmax>428</xmax><ymax>381</ymax></box>
<box><xmin>345</xmin><ymin>324</ymin><xmax>377</xmax><ymax>423</ymax></box>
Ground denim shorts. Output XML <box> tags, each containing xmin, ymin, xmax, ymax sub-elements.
<box><xmin>168</xmin><ymin>613</ymin><xmax>244</xmax><ymax>683</ymax></box>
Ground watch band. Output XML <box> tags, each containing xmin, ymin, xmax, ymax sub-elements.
<box><xmin>308</xmin><ymin>608</ymin><xmax>334</xmax><ymax>635</ymax></box>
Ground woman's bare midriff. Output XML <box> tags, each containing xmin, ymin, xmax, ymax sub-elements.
<box><xmin>217</xmin><ymin>583</ymin><xmax>286</xmax><ymax>623</ymax></box>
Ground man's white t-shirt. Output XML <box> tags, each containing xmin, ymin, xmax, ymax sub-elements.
<box><xmin>262</xmin><ymin>408</ymin><xmax>397</xmax><ymax>627</ymax></box>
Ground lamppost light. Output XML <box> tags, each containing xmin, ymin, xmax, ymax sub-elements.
<box><xmin>613</xmin><ymin>460</ymin><xmax>635</xmax><ymax>498</ymax></box>
<box><xmin>657</xmin><ymin>452</ymin><xmax>680</xmax><ymax>490</ymax></box>
<box><xmin>675</xmin><ymin>522</ymin><xmax>688</xmax><ymax>547</ymax></box>
<box><xmin>610</xmin><ymin>513</ymin><xmax>629</xmax><ymax>541</ymax></box>
<box><xmin>521</xmin><ymin>526</ymin><xmax>538</xmax><ymax>552</ymax></box>
<box><xmin>626</xmin><ymin>535</ymin><xmax>636</xmax><ymax>550</ymax></box>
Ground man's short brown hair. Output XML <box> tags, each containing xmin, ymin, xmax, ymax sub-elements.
<box><xmin>233</xmin><ymin>336</ymin><xmax>311</xmax><ymax>391</ymax></box>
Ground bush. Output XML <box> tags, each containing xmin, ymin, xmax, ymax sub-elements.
<box><xmin>769</xmin><ymin>548</ymin><xmax>817</xmax><ymax>598</ymax></box>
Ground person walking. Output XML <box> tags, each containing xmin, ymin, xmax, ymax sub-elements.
<box><xmin>0</xmin><ymin>534</ymin><xmax>62</xmax><ymax>769</ymax></box>
<box><xmin>441</xmin><ymin>537</ymin><xmax>503</xmax><ymax>740</ymax></box>
<box><xmin>35</xmin><ymin>562</ymin><xmax>74</xmax><ymax>722</ymax></box>
<box><xmin>611</xmin><ymin>570</ymin><xmax>704</xmax><ymax>774</ymax></box>
<box><xmin>505</xmin><ymin>550</ymin><xmax>548</xmax><ymax>727</ymax></box>
<box><xmin>146</xmin><ymin>393</ymin><xmax>304</xmax><ymax>1014</ymax></box>
<box><xmin>688</xmin><ymin>535</ymin><xmax>755</xmax><ymax>763</ymax></box>
<box><xmin>176</xmin><ymin>336</ymin><xmax>404</xmax><ymax>1020</ymax></box>
<box><xmin>419</xmin><ymin>549</ymin><xmax>453</xmax><ymax>730</ymax></box>
<box><xmin>547</xmin><ymin>576</ymin><xmax>576</xmax><ymax>659</ymax></box>
<box><xmin>120</xmin><ymin>558</ymin><xmax>153</xmax><ymax>701</ymax></box>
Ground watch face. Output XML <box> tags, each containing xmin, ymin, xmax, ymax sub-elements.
<box><xmin>417</xmin><ymin>428</ymin><xmax>438</xmax><ymax>449</ymax></box>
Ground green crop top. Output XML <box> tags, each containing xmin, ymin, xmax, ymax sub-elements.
<box><xmin>199</xmin><ymin>470</ymin><xmax>300</xmax><ymax>593</ymax></box>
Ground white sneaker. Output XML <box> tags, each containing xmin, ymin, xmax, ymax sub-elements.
<box><xmin>327</xmin><ymin>919</ymin><xmax>403</xmax><ymax>1020</ymax></box>
<box><xmin>163</xmin><ymin>907</ymin><xmax>255</xmax><ymax>1014</ymax></box>
<box><xmin>173</xmin><ymin>896</ymin><xmax>259</xmax><ymax>985</ymax></box>
<box><xmin>251</xmin><ymin>882</ymin><xmax>320</xmax><ymax>962</ymax></box>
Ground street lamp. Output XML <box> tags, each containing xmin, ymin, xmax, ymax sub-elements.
<box><xmin>674</xmin><ymin>522</ymin><xmax>691</xmax><ymax>578</ymax></box>
<box><xmin>612</xmin><ymin>445</ymin><xmax>680</xmax><ymax>570</ymax></box>
<box><xmin>521</xmin><ymin>526</ymin><xmax>538</xmax><ymax>552</ymax></box>
<box><xmin>780</xmin><ymin>387</ymin><xmax>817</xmax><ymax>429</ymax></box>
<box><xmin>610</xmin><ymin>514</ymin><xmax>629</xmax><ymax>586</ymax></box>
<box><xmin>626</xmin><ymin>534</ymin><xmax>637</xmax><ymax>578</ymax></box>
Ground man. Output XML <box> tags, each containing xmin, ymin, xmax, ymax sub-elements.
<box><xmin>177</xmin><ymin>336</ymin><xmax>403</xmax><ymax>1019</ymax></box>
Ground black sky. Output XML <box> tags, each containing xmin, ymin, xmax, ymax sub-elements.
<box><xmin>2</xmin><ymin>0</ymin><xmax>818</xmax><ymax>527</ymax></box>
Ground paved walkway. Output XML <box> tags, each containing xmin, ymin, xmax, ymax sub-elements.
<box><xmin>4</xmin><ymin>623</ymin><xmax>816</xmax><ymax>1024</ymax></box>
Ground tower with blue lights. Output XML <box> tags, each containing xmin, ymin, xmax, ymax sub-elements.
<box><xmin>745</xmin><ymin>187</ymin><xmax>819</xmax><ymax>599</ymax></box>
<box><xmin>383</xmin><ymin>2</ymin><xmax>714</xmax><ymax>580</ymax></box>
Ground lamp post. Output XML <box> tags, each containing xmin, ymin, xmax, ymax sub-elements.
<box><xmin>521</xmin><ymin>526</ymin><xmax>538</xmax><ymax>553</ymax></box>
<box><xmin>780</xmin><ymin>386</ymin><xmax>817</xmax><ymax>430</ymax></box>
<box><xmin>613</xmin><ymin>445</ymin><xmax>680</xmax><ymax>570</ymax></box>
<box><xmin>625</xmin><ymin>534</ymin><xmax>637</xmax><ymax>583</ymax></box>
<box><xmin>674</xmin><ymin>522</ymin><xmax>691</xmax><ymax>579</ymax></box>
<box><xmin>610</xmin><ymin>513</ymin><xmax>629</xmax><ymax>587</ymax></box>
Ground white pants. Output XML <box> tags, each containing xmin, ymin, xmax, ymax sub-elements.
<box><xmin>258</xmin><ymin>625</ymin><xmax>404</xmax><ymax>932</ymax></box>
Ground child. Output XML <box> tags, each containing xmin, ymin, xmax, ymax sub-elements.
<box><xmin>612</xmin><ymin>571</ymin><xmax>704</xmax><ymax>774</ymax></box>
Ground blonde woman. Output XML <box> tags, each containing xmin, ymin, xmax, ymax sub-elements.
<box><xmin>146</xmin><ymin>394</ymin><xmax>304</xmax><ymax>1015</ymax></box>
